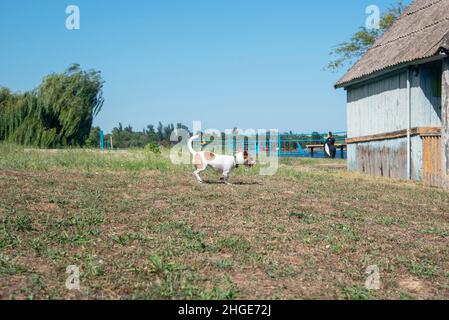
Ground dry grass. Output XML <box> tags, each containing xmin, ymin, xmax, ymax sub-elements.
<box><xmin>1</xmin><ymin>145</ymin><xmax>449</xmax><ymax>300</ymax></box>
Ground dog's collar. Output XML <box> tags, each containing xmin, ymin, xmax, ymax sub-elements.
<box><xmin>233</xmin><ymin>155</ymin><xmax>240</xmax><ymax>168</ymax></box>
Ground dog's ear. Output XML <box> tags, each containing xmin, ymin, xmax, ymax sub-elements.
<box><xmin>243</xmin><ymin>150</ymin><xmax>249</xmax><ymax>159</ymax></box>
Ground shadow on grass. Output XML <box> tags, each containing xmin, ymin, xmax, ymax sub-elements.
<box><xmin>203</xmin><ymin>180</ymin><xmax>262</xmax><ymax>186</ymax></box>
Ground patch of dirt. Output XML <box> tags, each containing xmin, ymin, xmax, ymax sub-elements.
<box><xmin>230</xmin><ymin>268</ymin><xmax>305</xmax><ymax>299</ymax></box>
<box><xmin>399</xmin><ymin>277</ymin><xmax>434</xmax><ymax>297</ymax></box>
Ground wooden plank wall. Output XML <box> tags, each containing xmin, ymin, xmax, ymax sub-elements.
<box><xmin>354</xmin><ymin>140</ymin><xmax>408</xmax><ymax>180</ymax></box>
<box><xmin>349</xmin><ymin>133</ymin><xmax>442</xmax><ymax>186</ymax></box>
<box><xmin>347</xmin><ymin>71</ymin><xmax>409</xmax><ymax>138</ymax></box>
<box><xmin>422</xmin><ymin>135</ymin><xmax>442</xmax><ymax>187</ymax></box>
<box><xmin>347</xmin><ymin>62</ymin><xmax>442</xmax><ymax>139</ymax></box>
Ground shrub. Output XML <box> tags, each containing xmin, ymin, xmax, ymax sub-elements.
<box><xmin>144</xmin><ymin>142</ymin><xmax>161</xmax><ymax>155</ymax></box>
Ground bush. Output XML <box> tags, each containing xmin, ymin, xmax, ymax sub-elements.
<box><xmin>144</xmin><ymin>142</ymin><xmax>161</xmax><ymax>155</ymax></box>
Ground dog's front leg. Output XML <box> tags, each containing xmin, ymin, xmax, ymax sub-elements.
<box><xmin>193</xmin><ymin>155</ymin><xmax>206</xmax><ymax>183</ymax></box>
<box><xmin>194</xmin><ymin>169</ymin><xmax>204</xmax><ymax>183</ymax></box>
<box><xmin>222</xmin><ymin>170</ymin><xmax>231</xmax><ymax>185</ymax></box>
<box><xmin>220</xmin><ymin>176</ymin><xmax>230</xmax><ymax>185</ymax></box>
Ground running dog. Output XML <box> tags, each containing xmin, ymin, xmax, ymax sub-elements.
<box><xmin>188</xmin><ymin>135</ymin><xmax>256</xmax><ymax>184</ymax></box>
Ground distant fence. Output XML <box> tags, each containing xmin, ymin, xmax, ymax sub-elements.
<box><xmin>195</xmin><ymin>131</ymin><xmax>347</xmax><ymax>159</ymax></box>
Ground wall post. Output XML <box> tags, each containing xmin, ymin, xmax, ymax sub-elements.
<box><xmin>406</xmin><ymin>68</ymin><xmax>412</xmax><ymax>180</ymax></box>
<box><xmin>441</xmin><ymin>58</ymin><xmax>449</xmax><ymax>189</ymax></box>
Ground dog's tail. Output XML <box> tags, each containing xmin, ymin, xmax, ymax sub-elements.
<box><xmin>188</xmin><ymin>135</ymin><xmax>199</xmax><ymax>155</ymax></box>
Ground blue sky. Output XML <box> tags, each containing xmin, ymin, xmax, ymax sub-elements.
<box><xmin>0</xmin><ymin>0</ymin><xmax>411</xmax><ymax>134</ymax></box>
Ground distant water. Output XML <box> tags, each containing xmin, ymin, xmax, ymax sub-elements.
<box><xmin>279</xmin><ymin>150</ymin><xmax>347</xmax><ymax>159</ymax></box>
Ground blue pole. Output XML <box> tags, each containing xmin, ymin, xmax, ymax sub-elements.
<box><xmin>100</xmin><ymin>130</ymin><xmax>104</xmax><ymax>150</ymax></box>
<box><xmin>278</xmin><ymin>134</ymin><xmax>282</xmax><ymax>157</ymax></box>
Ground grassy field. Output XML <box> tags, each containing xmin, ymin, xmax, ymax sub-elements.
<box><xmin>1</xmin><ymin>144</ymin><xmax>449</xmax><ymax>300</ymax></box>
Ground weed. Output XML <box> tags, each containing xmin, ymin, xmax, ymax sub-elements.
<box><xmin>341</xmin><ymin>285</ymin><xmax>370</xmax><ymax>300</ymax></box>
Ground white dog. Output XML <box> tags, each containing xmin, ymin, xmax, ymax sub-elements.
<box><xmin>188</xmin><ymin>135</ymin><xmax>256</xmax><ymax>184</ymax></box>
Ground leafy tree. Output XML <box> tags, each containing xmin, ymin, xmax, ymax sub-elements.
<box><xmin>146</xmin><ymin>125</ymin><xmax>155</xmax><ymax>135</ymax></box>
<box><xmin>0</xmin><ymin>64</ymin><xmax>104</xmax><ymax>147</ymax></box>
<box><xmin>85</xmin><ymin>126</ymin><xmax>101</xmax><ymax>148</ymax></box>
<box><xmin>327</xmin><ymin>2</ymin><xmax>405</xmax><ymax>71</ymax></box>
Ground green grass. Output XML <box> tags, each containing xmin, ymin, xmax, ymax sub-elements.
<box><xmin>0</xmin><ymin>254</ymin><xmax>27</xmax><ymax>275</ymax></box>
<box><xmin>210</xmin><ymin>259</ymin><xmax>234</xmax><ymax>270</ymax></box>
<box><xmin>406</xmin><ymin>259</ymin><xmax>440</xmax><ymax>279</ymax></box>
<box><xmin>217</xmin><ymin>236</ymin><xmax>251</xmax><ymax>254</ymax></box>
<box><xmin>341</xmin><ymin>285</ymin><xmax>371</xmax><ymax>300</ymax></box>
<box><xmin>1</xmin><ymin>143</ymin><xmax>449</xmax><ymax>299</ymax></box>
<box><xmin>419</xmin><ymin>227</ymin><xmax>449</xmax><ymax>238</ymax></box>
<box><xmin>289</xmin><ymin>212</ymin><xmax>319</xmax><ymax>224</ymax></box>
<box><xmin>0</xmin><ymin>143</ymin><xmax>180</xmax><ymax>172</ymax></box>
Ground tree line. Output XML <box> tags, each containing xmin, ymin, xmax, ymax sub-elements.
<box><xmin>87</xmin><ymin>122</ymin><xmax>192</xmax><ymax>149</ymax></box>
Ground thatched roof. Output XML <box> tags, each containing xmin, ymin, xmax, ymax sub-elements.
<box><xmin>336</xmin><ymin>0</ymin><xmax>449</xmax><ymax>88</ymax></box>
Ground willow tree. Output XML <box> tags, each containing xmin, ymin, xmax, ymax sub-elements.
<box><xmin>0</xmin><ymin>64</ymin><xmax>104</xmax><ymax>147</ymax></box>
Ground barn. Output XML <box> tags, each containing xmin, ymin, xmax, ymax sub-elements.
<box><xmin>336</xmin><ymin>0</ymin><xmax>449</xmax><ymax>188</ymax></box>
